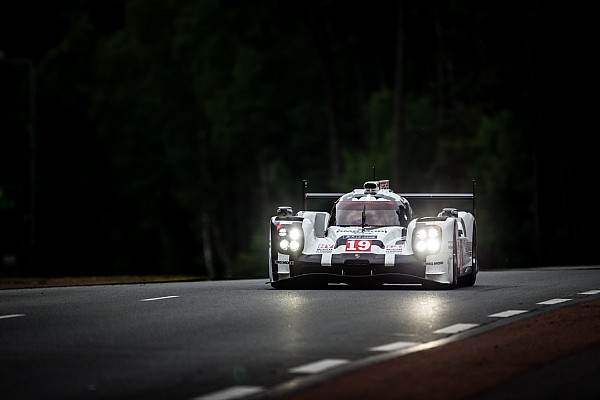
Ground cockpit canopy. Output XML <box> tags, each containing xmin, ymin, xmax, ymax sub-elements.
<box><xmin>334</xmin><ymin>201</ymin><xmax>401</xmax><ymax>227</ymax></box>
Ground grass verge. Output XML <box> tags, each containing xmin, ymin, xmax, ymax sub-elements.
<box><xmin>0</xmin><ymin>275</ymin><xmax>206</xmax><ymax>290</ymax></box>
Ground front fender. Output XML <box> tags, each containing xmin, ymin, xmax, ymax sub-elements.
<box><xmin>407</xmin><ymin>218</ymin><xmax>458</xmax><ymax>285</ymax></box>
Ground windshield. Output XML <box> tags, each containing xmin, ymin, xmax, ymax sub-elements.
<box><xmin>335</xmin><ymin>201</ymin><xmax>400</xmax><ymax>226</ymax></box>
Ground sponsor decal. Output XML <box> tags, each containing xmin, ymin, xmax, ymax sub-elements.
<box><xmin>335</xmin><ymin>229</ymin><xmax>387</xmax><ymax>234</ymax></box>
<box><xmin>425</xmin><ymin>261</ymin><xmax>444</xmax><ymax>266</ymax></box>
<box><xmin>318</xmin><ymin>244</ymin><xmax>334</xmax><ymax>249</ymax></box>
<box><xmin>316</xmin><ymin>244</ymin><xmax>334</xmax><ymax>253</ymax></box>
<box><xmin>339</xmin><ymin>235</ymin><xmax>377</xmax><ymax>240</ymax></box>
<box><xmin>276</xmin><ymin>260</ymin><xmax>294</xmax><ymax>265</ymax></box>
<box><xmin>386</xmin><ymin>244</ymin><xmax>404</xmax><ymax>253</ymax></box>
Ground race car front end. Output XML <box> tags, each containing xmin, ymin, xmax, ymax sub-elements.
<box><xmin>269</xmin><ymin>216</ymin><xmax>426</xmax><ymax>288</ymax></box>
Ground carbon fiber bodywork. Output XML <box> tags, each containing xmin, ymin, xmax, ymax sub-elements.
<box><xmin>270</xmin><ymin>253</ymin><xmax>428</xmax><ymax>288</ymax></box>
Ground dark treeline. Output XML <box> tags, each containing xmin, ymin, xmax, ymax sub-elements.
<box><xmin>0</xmin><ymin>1</ymin><xmax>595</xmax><ymax>278</ymax></box>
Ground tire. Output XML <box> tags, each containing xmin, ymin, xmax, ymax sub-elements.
<box><xmin>458</xmin><ymin>224</ymin><xmax>477</xmax><ymax>287</ymax></box>
<box><xmin>449</xmin><ymin>225</ymin><xmax>459</xmax><ymax>289</ymax></box>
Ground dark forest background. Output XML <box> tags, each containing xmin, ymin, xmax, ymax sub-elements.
<box><xmin>0</xmin><ymin>0</ymin><xmax>596</xmax><ymax>279</ymax></box>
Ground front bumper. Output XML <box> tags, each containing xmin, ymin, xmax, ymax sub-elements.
<box><xmin>270</xmin><ymin>253</ymin><xmax>436</xmax><ymax>288</ymax></box>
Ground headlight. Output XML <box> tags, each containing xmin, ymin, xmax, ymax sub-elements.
<box><xmin>288</xmin><ymin>228</ymin><xmax>302</xmax><ymax>240</ymax></box>
<box><xmin>276</xmin><ymin>223</ymin><xmax>304</xmax><ymax>254</ymax></box>
<box><xmin>280</xmin><ymin>239</ymin><xmax>290</xmax><ymax>250</ymax></box>
<box><xmin>413</xmin><ymin>225</ymin><xmax>442</xmax><ymax>257</ymax></box>
<box><xmin>289</xmin><ymin>240</ymin><xmax>301</xmax><ymax>251</ymax></box>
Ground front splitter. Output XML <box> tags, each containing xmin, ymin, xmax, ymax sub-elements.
<box><xmin>269</xmin><ymin>273</ymin><xmax>451</xmax><ymax>289</ymax></box>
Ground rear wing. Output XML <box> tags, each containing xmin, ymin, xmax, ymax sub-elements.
<box><xmin>301</xmin><ymin>180</ymin><xmax>476</xmax><ymax>217</ymax></box>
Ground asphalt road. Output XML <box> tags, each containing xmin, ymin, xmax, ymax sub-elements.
<box><xmin>1</xmin><ymin>266</ymin><xmax>599</xmax><ymax>400</ymax></box>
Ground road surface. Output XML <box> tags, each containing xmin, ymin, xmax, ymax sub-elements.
<box><xmin>1</xmin><ymin>266</ymin><xmax>599</xmax><ymax>399</ymax></box>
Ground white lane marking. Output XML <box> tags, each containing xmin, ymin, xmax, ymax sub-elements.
<box><xmin>289</xmin><ymin>359</ymin><xmax>350</xmax><ymax>374</ymax></box>
<box><xmin>579</xmin><ymin>290</ymin><xmax>600</xmax><ymax>295</ymax></box>
<box><xmin>488</xmin><ymin>310</ymin><xmax>529</xmax><ymax>318</ymax></box>
<box><xmin>191</xmin><ymin>385</ymin><xmax>264</xmax><ymax>400</ymax></box>
<box><xmin>537</xmin><ymin>298</ymin><xmax>571</xmax><ymax>305</ymax></box>
<box><xmin>140</xmin><ymin>295</ymin><xmax>179</xmax><ymax>302</ymax></box>
<box><xmin>433</xmin><ymin>323</ymin><xmax>479</xmax><ymax>334</ymax></box>
<box><xmin>0</xmin><ymin>314</ymin><xmax>25</xmax><ymax>320</ymax></box>
<box><xmin>370</xmin><ymin>341</ymin><xmax>418</xmax><ymax>352</ymax></box>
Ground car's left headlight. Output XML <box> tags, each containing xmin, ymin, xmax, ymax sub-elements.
<box><xmin>413</xmin><ymin>224</ymin><xmax>442</xmax><ymax>257</ymax></box>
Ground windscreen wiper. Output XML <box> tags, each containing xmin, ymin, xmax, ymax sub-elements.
<box><xmin>361</xmin><ymin>205</ymin><xmax>366</xmax><ymax>232</ymax></box>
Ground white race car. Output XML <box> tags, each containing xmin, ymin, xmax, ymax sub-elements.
<box><xmin>269</xmin><ymin>179</ymin><xmax>477</xmax><ymax>289</ymax></box>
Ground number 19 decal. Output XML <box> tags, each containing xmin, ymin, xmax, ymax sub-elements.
<box><xmin>346</xmin><ymin>239</ymin><xmax>372</xmax><ymax>252</ymax></box>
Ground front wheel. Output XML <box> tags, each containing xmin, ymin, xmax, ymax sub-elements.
<box><xmin>449</xmin><ymin>228</ymin><xmax>459</xmax><ymax>289</ymax></box>
<box><xmin>458</xmin><ymin>224</ymin><xmax>477</xmax><ymax>287</ymax></box>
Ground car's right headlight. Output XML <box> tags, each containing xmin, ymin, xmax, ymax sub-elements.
<box><xmin>277</xmin><ymin>225</ymin><xmax>304</xmax><ymax>254</ymax></box>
